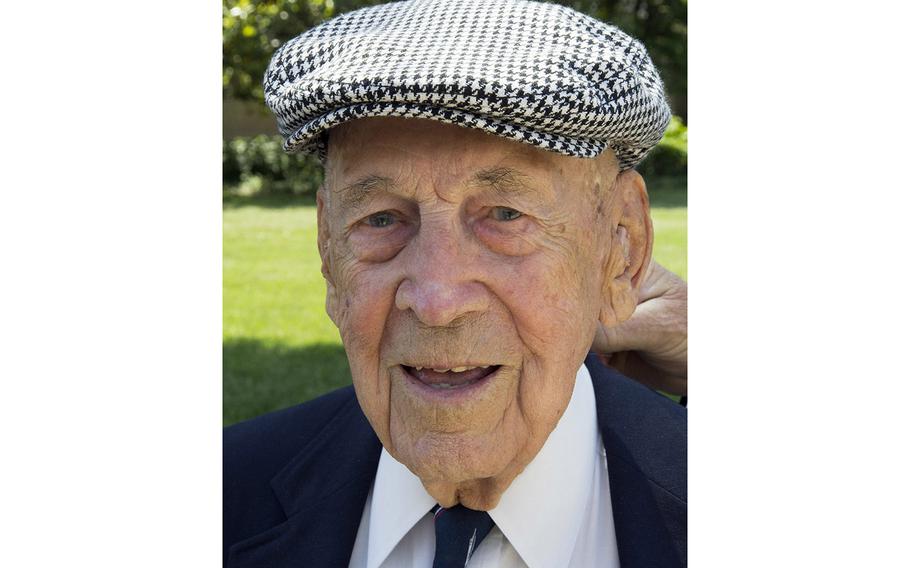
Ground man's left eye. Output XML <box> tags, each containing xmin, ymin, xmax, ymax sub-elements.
<box><xmin>366</xmin><ymin>212</ymin><xmax>396</xmax><ymax>228</ymax></box>
<box><xmin>490</xmin><ymin>207</ymin><xmax>523</xmax><ymax>221</ymax></box>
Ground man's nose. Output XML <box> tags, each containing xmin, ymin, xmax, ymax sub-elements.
<box><xmin>394</xmin><ymin>224</ymin><xmax>490</xmax><ymax>327</ymax></box>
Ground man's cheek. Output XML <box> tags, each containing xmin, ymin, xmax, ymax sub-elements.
<box><xmin>508</xmin><ymin>269</ymin><xmax>582</xmax><ymax>344</ymax></box>
<box><xmin>337</xmin><ymin>266</ymin><xmax>398</xmax><ymax>353</ymax></box>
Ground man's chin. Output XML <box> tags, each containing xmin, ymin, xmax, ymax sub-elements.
<box><xmin>392</xmin><ymin>431</ymin><xmax>517</xmax><ymax>486</ymax></box>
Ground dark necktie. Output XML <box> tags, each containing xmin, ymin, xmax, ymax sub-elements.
<box><xmin>431</xmin><ymin>504</ymin><xmax>496</xmax><ymax>568</ymax></box>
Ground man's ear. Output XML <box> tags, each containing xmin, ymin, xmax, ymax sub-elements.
<box><xmin>316</xmin><ymin>188</ymin><xmax>341</xmax><ymax>327</ymax></box>
<box><xmin>599</xmin><ymin>169</ymin><xmax>654</xmax><ymax>327</ymax></box>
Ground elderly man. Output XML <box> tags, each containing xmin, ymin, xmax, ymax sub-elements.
<box><xmin>224</xmin><ymin>1</ymin><xmax>686</xmax><ymax>567</ymax></box>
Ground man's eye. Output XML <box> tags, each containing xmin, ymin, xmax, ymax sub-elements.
<box><xmin>366</xmin><ymin>212</ymin><xmax>396</xmax><ymax>228</ymax></box>
<box><xmin>490</xmin><ymin>207</ymin><xmax>523</xmax><ymax>221</ymax></box>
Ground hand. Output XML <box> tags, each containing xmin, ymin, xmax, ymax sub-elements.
<box><xmin>593</xmin><ymin>259</ymin><xmax>687</xmax><ymax>395</ymax></box>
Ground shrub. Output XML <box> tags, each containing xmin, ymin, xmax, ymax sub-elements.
<box><xmin>637</xmin><ymin>115</ymin><xmax>687</xmax><ymax>179</ymax></box>
<box><xmin>223</xmin><ymin>135</ymin><xmax>323</xmax><ymax>196</ymax></box>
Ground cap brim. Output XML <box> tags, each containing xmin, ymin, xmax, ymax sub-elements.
<box><xmin>282</xmin><ymin>102</ymin><xmax>610</xmax><ymax>161</ymax></box>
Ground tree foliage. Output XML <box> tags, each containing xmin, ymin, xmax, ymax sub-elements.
<box><xmin>223</xmin><ymin>0</ymin><xmax>381</xmax><ymax>102</ymax></box>
<box><xmin>224</xmin><ymin>0</ymin><xmax>686</xmax><ymax>116</ymax></box>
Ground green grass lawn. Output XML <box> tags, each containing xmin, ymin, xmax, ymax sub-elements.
<box><xmin>647</xmin><ymin>177</ymin><xmax>688</xmax><ymax>280</ymax></box>
<box><xmin>223</xmin><ymin>177</ymin><xmax>687</xmax><ymax>425</ymax></box>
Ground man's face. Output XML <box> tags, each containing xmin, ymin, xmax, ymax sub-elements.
<box><xmin>317</xmin><ymin>117</ymin><xmax>645</xmax><ymax>493</ymax></box>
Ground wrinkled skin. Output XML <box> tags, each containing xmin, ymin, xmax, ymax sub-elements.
<box><xmin>317</xmin><ymin>117</ymin><xmax>652</xmax><ymax>510</ymax></box>
<box><xmin>594</xmin><ymin>259</ymin><xmax>688</xmax><ymax>395</ymax></box>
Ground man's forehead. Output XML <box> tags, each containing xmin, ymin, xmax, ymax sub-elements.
<box><xmin>331</xmin><ymin>165</ymin><xmax>550</xmax><ymax>212</ymax></box>
<box><xmin>325</xmin><ymin>117</ymin><xmax>616</xmax><ymax>201</ymax></box>
<box><xmin>328</xmin><ymin>117</ymin><xmax>558</xmax><ymax>170</ymax></box>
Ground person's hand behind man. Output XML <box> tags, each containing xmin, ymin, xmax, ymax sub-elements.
<box><xmin>593</xmin><ymin>259</ymin><xmax>687</xmax><ymax>395</ymax></box>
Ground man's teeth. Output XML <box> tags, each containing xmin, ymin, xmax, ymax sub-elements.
<box><xmin>413</xmin><ymin>365</ymin><xmax>490</xmax><ymax>372</ymax></box>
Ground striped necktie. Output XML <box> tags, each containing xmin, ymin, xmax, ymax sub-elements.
<box><xmin>431</xmin><ymin>504</ymin><xmax>496</xmax><ymax>568</ymax></box>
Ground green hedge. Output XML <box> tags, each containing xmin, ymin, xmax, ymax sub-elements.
<box><xmin>223</xmin><ymin>117</ymin><xmax>686</xmax><ymax>196</ymax></box>
<box><xmin>223</xmin><ymin>135</ymin><xmax>323</xmax><ymax>196</ymax></box>
<box><xmin>637</xmin><ymin>115</ymin><xmax>687</xmax><ymax>179</ymax></box>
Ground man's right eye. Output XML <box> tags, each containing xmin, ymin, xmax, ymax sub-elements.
<box><xmin>366</xmin><ymin>212</ymin><xmax>396</xmax><ymax>228</ymax></box>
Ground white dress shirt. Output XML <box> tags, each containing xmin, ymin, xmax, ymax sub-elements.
<box><xmin>348</xmin><ymin>364</ymin><xmax>620</xmax><ymax>568</ymax></box>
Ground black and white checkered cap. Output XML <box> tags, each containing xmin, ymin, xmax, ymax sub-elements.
<box><xmin>264</xmin><ymin>0</ymin><xmax>671</xmax><ymax>170</ymax></box>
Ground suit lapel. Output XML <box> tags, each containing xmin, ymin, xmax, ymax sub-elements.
<box><xmin>586</xmin><ymin>354</ymin><xmax>688</xmax><ymax>567</ymax></box>
<box><xmin>227</xmin><ymin>395</ymin><xmax>383</xmax><ymax>568</ymax></box>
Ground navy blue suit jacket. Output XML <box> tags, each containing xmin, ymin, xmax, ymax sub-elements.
<box><xmin>224</xmin><ymin>354</ymin><xmax>687</xmax><ymax>567</ymax></box>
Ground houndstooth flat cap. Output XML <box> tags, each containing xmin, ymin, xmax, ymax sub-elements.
<box><xmin>264</xmin><ymin>0</ymin><xmax>671</xmax><ymax>170</ymax></box>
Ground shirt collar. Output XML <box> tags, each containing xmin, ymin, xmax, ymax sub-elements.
<box><xmin>366</xmin><ymin>363</ymin><xmax>598</xmax><ymax>568</ymax></box>
<box><xmin>366</xmin><ymin>444</ymin><xmax>437</xmax><ymax>568</ymax></box>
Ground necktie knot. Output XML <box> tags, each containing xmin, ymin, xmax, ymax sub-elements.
<box><xmin>431</xmin><ymin>504</ymin><xmax>495</xmax><ymax>568</ymax></box>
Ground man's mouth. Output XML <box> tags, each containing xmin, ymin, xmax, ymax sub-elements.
<box><xmin>401</xmin><ymin>364</ymin><xmax>501</xmax><ymax>390</ymax></box>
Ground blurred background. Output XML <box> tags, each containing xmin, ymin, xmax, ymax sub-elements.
<box><xmin>223</xmin><ymin>0</ymin><xmax>687</xmax><ymax>425</ymax></box>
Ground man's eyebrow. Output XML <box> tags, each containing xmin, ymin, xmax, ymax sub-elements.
<box><xmin>470</xmin><ymin>166</ymin><xmax>538</xmax><ymax>199</ymax></box>
<box><xmin>332</xmin><ymin>174</ymin><xmax>395</xmax><ymax>210</ymax></box>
